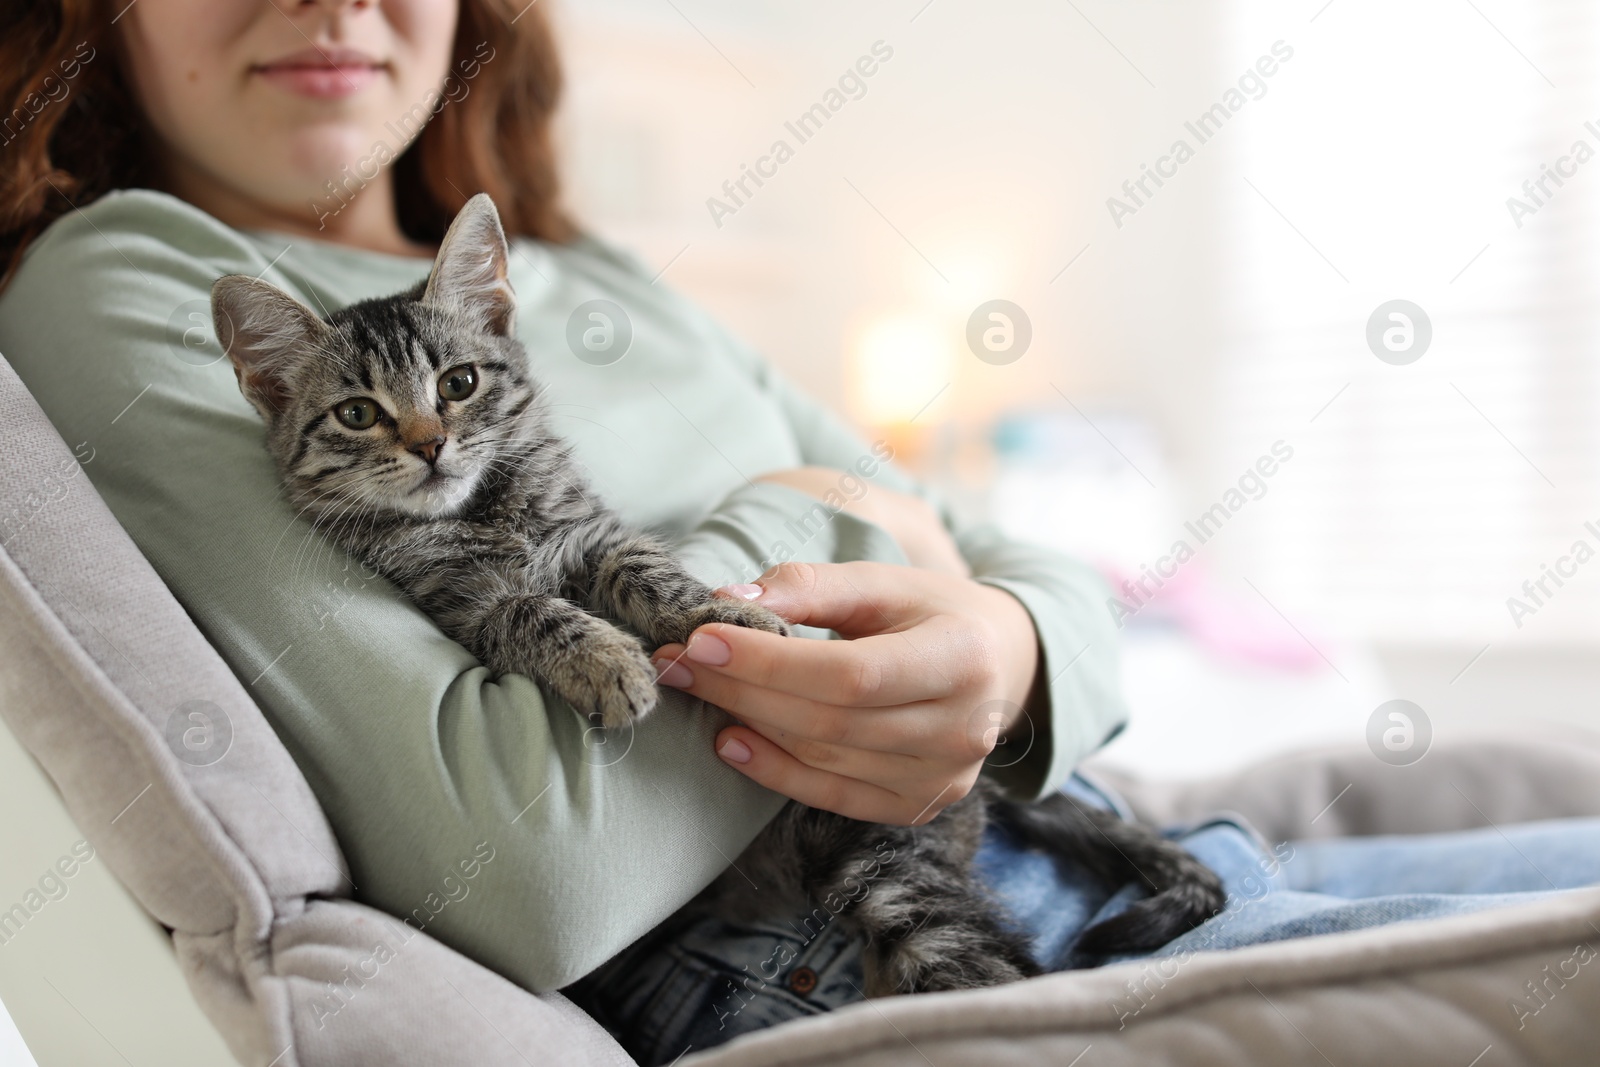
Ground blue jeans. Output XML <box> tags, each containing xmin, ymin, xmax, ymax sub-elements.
<box><xmin>565</xmin><ymin>775</ymin><xmax>1600</xmax><ymax>1066</ymax></box>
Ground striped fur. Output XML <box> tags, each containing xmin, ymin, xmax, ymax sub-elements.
<box><xmin>211</xmin><ymin>195</ymin><xmax>785</xmax><ymax>727</ymax></box>
<box><xmin>215</xmin><ymin>194</ymin><xmax>1223</xmax><ymax>1000</ymax></box>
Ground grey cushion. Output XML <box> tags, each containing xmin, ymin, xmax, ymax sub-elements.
<box><xmin>0</xmin><ymin>351</ymin><xmax>631</xmax><ymax>1066</ymax></box>
<box><xmin>1091</xmin><ymin>733</ymin><xmax>1600</xmax><ymax>841</ymax></box>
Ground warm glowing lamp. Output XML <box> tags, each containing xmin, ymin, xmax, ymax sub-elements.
<box><xmin>847</xmin><ymin>313</ymin><xmax>956</xmax><ymax>429</ymax></box>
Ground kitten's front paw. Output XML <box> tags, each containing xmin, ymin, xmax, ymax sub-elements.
<box><xmin>680</xmin><ymin>598</ymin><xmax>791</xmax><ymax>640</ymax></box>
<box><xmin>548</xmin><ymin>633</ymin><xmax>661</xmax><ymax>729</ymax></box>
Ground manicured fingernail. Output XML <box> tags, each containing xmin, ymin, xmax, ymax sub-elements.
<box><xmin>654</xmin><ymin>659</ymin><xmax>693</xmax><ymax>688</ymax></box>
<box><xmin>718</xmin><ymin>737</ymin><xmax>752</xmax><ymax>764</ymax></box>
<box><xmin>686</xmin><ymin>632</ymin><xmax>732</xmax><ymax>666</ymax></box>
<box><xmin>717</xmin><ymin>583</ymin><xmax>764</xmax><ymax>600</ymax></box>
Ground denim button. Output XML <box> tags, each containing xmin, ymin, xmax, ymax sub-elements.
<box><xmin>787</xmin><ymin>966</ymin><xmax>818</xmax><ymax>995</ymax></box>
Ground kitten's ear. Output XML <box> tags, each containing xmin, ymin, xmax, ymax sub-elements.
<box><xmin>422</xmin><ymin>192</ymin><xmax>516</xmax><ymax>337</ymax></box>
<box><xmin>211</xmin><ymin>275</ymin><xmax>328</xmax><ymax>418</ymax></box>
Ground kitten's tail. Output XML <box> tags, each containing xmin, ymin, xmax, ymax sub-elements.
<box><xmin>988</xmin><ymin>790</ymin><xmax>1225</xmax><ymax>960</ymax></box>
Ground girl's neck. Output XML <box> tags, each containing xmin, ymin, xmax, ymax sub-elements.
<box><xmin>153</xmin><ymin>149</ymin><xmax>436</xmax><ymax>258</ymax></box>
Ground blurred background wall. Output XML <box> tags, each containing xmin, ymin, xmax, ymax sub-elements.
<box><xmin>550</xmin><ymin>0</ymin><xmax>1600</xmax><ymax>777</ymax></box>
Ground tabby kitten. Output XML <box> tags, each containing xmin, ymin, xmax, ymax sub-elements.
<box><xmin>212</xmin><ymin>194</ymin><xmax>1222</xmax><ymax>997</ymax></box>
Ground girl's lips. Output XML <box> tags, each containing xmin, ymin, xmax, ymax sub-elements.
<box><xmin>253</xmin><ymin>49</ymin><xmax>386</xmax><ymax>100</ymax></box>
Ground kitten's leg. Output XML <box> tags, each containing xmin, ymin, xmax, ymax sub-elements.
<box><xmin>474</xmin><ymin>593</ymin><xmax>659</xmax><ymax>728</ymax></box>
<box><xmin>851</xmin><ymin>854</ymin><xmax>1039</xmax><ymax>995</ymax></box>
<box><xmin>580</xmin><ymin>527</ymin><xmax>788</xmax><ymax>645</ymax></box>
<box><xmin>762</xmin><ymin>803</ymin><xmax>1038</xmax><ymax>997</ymax></box>
<box><xmin>988</xmin><ymin>791</ymin><xmax>1225</xmax><ymax>958</ymax></box>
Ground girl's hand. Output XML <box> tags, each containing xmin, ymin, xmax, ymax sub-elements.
<box><xmin>651</xmin><ymin>561</ymin><xmax>1047</xmax><ymax>825</ymax></box>
<box><xmin>754</xmin><ymin>468</ymin><xmax>971</xmax><ymax>578</ymax></box>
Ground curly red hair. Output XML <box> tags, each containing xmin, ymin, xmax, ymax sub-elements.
<box><xmin>0</xmin><ymin>0</ymin><xmax>574</xmax><ymax>288</ymax></box>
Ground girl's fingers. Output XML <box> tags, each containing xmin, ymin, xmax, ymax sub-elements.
<box><xmin>739</xmin><ymin>561</ymin><xmax>928</xmax><ymax>636</ymax></box>
<box><xmin>657</xmin><ymin>619</ymin><xmax>959</xmax><ymax>708</ymax></box>
<box><xmin>731</xmin><ymin>717</ymin><xmax>929</xmax><ymax>786</ymax></box>
<box><xmin>713</xmin><ymin>726</ymin><xmax>959</xmax><ymax>826</ymax></box>
<box><xmin>653</xmin><ymin>645</ymin><xmax>953</xmax><ymax>753</ymax></box>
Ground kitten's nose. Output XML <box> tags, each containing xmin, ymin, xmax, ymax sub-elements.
<box><xmin>407</xmin><ymin>435</ymin><xmax>445</xmax><ymax>465</ymax></box>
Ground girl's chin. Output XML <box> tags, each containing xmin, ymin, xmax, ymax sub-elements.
<box><xmin>268</xmin><ymin>128</ymin><xmax>402</xmax><ymax>196</ymax></box>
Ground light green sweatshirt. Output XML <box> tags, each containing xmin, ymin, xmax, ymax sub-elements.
<box><xmin>0</xmin><ymin>189</ymin><xmax>1126</xmax><ymax>992</ymax></box>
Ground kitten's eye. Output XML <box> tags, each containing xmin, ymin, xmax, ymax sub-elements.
<box><xmin>334</xmin><ymin>398</ymin><xmax>380</xmax><ymax>430</ymax></box>
<box><xmin>438</xmin><ymin>365</ymin><xmax>478</xmax><ymax>402</ymax></box>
